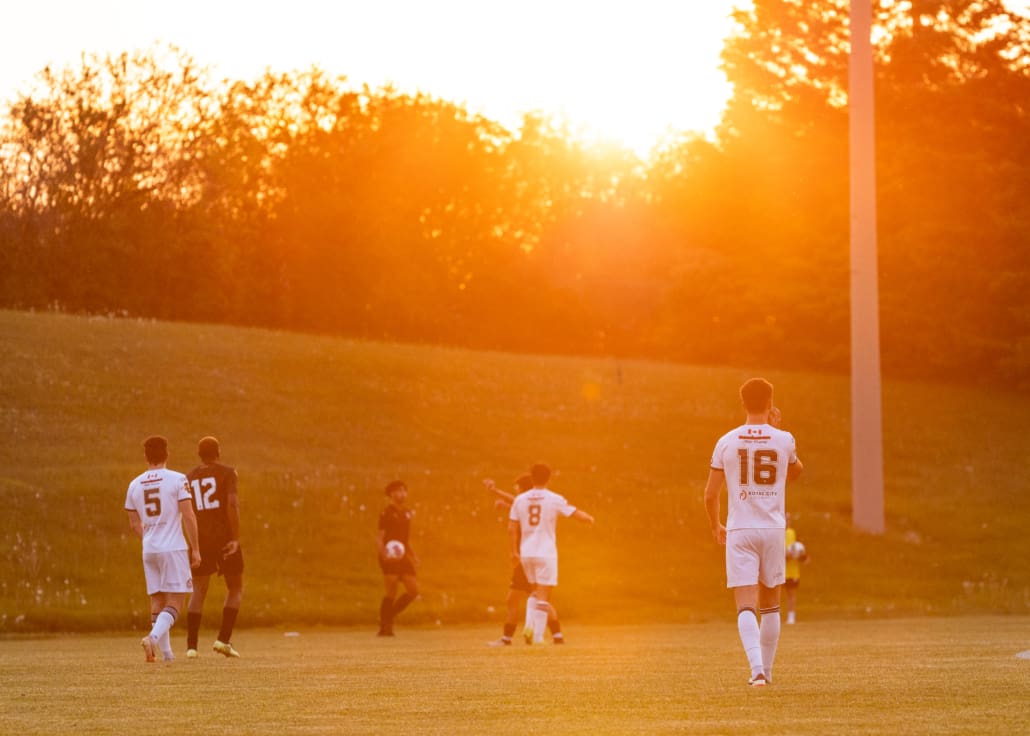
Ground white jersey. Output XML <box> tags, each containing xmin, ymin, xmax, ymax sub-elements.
<box><xmin>124</xmin><ymin>468</ymin><xmax>192</xmax><ymax>554</ymax></box>
<box><xmin>509</xmin><ymin>488</ymin><xmax>577</xmax><ymax>558</ymax></box>
<box><xmin>711</xmin><ymin>423</ymin><xmax>798</xmax><ymax>531</ymax></box>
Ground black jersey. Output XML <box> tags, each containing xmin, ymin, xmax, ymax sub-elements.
<box><xmin>378</xmin><ymin>504</ymin><xmax>413</xmax><ymax>549</ymax></box>
<box><xmin>186</xmin><ymin>462</ymin><xmax>238</xmax><ymax>542</ymax></box>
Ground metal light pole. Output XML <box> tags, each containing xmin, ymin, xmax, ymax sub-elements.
<box><xmin>848</xmin><ymin>0</ymin><xmax>885</xmax><ymax>534</ymax></box>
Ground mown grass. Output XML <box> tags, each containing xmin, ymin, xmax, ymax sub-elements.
<box><xmin>0</xmin><ymin>309</ymin><xmax>1028</xmax><ymax>633</ymax></box>
<box><xmin>2</xmin><ymin>618</ymin><xmax>1028</xmax><ymax>735</ymax></box>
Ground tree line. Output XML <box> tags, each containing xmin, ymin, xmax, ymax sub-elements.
<box><xmin>1</xmin><ymin>0</ymin><xmax>1027</xmax><ymax>388</ymax></box>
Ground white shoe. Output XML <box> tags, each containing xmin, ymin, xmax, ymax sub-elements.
<box><xmin>186</xmin><ymin>648</ymin><xmax>199</xmax><ymax>659</ymax></box>
<box><xmin>748</xmin><ymin>673</ymin><xmax>768</xmax><ymax>687</ymax></box>
<box><xmin>213</xmin><ymin>640</ymin><xmax>241</xmax><ymax>658</ymax></box>
<box><xmin>486</xmin><ymin>637</ymin><xmax>512</xmax><ymax>647</ymax></box>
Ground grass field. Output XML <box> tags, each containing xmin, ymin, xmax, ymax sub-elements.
<box><xmin>2</xmin><ymin>618</ymin><xmax>1028</xmax><ymax>735</ymax></box>
<box><xmin>1</xmin><ymin>309</ymin><xmax>1029</xmax><ymax>634</ymax></box>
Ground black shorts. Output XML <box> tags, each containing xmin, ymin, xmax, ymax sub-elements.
<box><xmin>784</xmin><ymin>578</ymin><xmax>800</xmax><ymax>588</ymax></box>
<box><xmin>379</xmin><ymin>556</ymin><xmax>417</xmax><ymax>577</ymax></box>
<box><xmin>510</xmin><ymin>563</ymin><xmax>533</xmax><ymax>593</ymax></box>
<box><xmin>195</xmin><ymin>536</ymin><xmax>244</xmax><ymax>577</ymax></box>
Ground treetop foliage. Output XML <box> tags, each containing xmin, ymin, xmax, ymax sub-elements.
<box><xmin>1</xmin><ymin>0</ymin><xmax>1027</xmax><ymax>388</ymax></box>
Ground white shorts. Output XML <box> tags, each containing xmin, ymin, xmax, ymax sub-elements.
<box><xmin>142</xmin><ymin>550</ymin><xmax>194</xmax><ymax>595</ymax></box>
<box><xmin>520</xmin><ymin>556</ymin><xmax>558</xmax><ymax>587</ymax></box>
<box><xmin>725</xmin><ymin>528</ymin><xmax>785</xmax><ymax>589</ymax></box>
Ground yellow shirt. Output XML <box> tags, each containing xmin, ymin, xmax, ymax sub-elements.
<box><xmin>785</xmin><ymin>527</ymin><xmax>801</xmax><ymax>580</ymax></box>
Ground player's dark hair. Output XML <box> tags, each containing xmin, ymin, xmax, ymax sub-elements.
<box><xmin>143</xmin><ymin>435</ymin><xmax>168</xmax><ymax>464</ymax></box>
<box><xmin>515</xmin><ymin>474</ymin><xmax>534</xmax><ymax>492</ymax></box>
<box><xmin>740</xmin><ymin>378</ymin><xmax>774</xmax><ymax>414</ymax></box>
<box><xmin>198</xmin><ymin>436</ymin><xmax>220</xmax><ymax>462</ymax></box>
<box><xmin>530</xmin><ymin>463</ymin><xmax>551</xmax><ymax>486</ymax></box>
<box><xmin>385</xmin><ymin>480</ymin><xmax>406</xmax><ymax>496</ymax></box>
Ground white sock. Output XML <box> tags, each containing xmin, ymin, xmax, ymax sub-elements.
<box><xmin>149</xmin><ymin>608</ymin><xmax>177</xmax><ymax>644</ymax></box>
<box><xmin>759</xmin><ymin>608</ymin><xmax>781</xmax><ymax>680</ymax></box>
<box><xmin>159</xmin><ymin>630</ymin><xmax>173</xmax><ymax>660</ymax></box>
<box><xmin>737</xmin><ymin>609</ymin><xmax>763</xmax><ymax>678</ymax></box>
<box><xmin>532</xmin><ymin>602</ymin><xmax>549</xmax><ymax>643</ymax></box>
<box><xmin>787</xmin><ymin>610</ymin><xmax>796</xmax><ymax>624</ymax></box>
<box><xmin>525</xmin><ymin>595</ymin><xmax>537</xmax><ymax>629</ymax></box>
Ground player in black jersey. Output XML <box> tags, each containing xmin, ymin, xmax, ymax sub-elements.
<box><xmin>377</xmin><ymin>480</ymin><xmax>419</xmax><ymax>636</ymax></box>
<box><xmin>185</xmin><ymin>436</ymin><xmax>244</xmax><ymax>658</ymax></box>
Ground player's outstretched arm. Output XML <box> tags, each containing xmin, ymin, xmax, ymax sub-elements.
<box><xmin>483</xmin><ymin>478</ymin><xmax>515</xmax><ymax>505</ymax></box>
<box><xmin>572</xmin><ymin>509</ymin><xmax>595</xmax><ymax>526</ymax></box>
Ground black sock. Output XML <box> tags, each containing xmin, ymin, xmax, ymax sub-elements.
<box><xmin>218</xmin><ymin>607</ymin><xmax>239</xmax><ymax>643</ymax></box>
<box><xmin>503</xmin><ymin>622</ymin><xmax>516</xmax><ymax>638</ymax></box>
<box><xmin>186</xmin><ymin>612</ymin><xmax>202</xmax><ymax>649</ymax></box>
<box><xmin>392</xmin><ymin>593</ymin><xmax>416</xmax><ymax>618</ymax></box>
<box><xmin>380</xmin><ymin>596</ymin><xmax>395</xmax><ymax>628</ymax></box>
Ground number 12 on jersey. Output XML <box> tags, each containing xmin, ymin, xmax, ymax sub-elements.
<box><xmin>190</xmin><ymin>477</ymin><xmax>220</xmax><ymax>510</ymax></box>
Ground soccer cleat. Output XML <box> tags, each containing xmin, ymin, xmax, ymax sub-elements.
<box><xmin>213</xmin><ymin>640</ymin><xmax>241</xmax><ymax>658</ymax></box>
<box><xmin>376</xmin><ymin>628</ymin><xmax>395</xmax><ymax>637</ymax></box>
<box><xmin>140</xmin><ymin>636</ymin><xmax>155</xmax><ymax>663</ymax></box>
<box><xmin>552</xmin><ymin>636</ymin><xmax>565</xmax><ymax>645</ymax></box>
<box><xmin>522</xmin><ymin>624</ymin><xmax>534</xmax><ymax>645</ymax></box>
<box><xmin>486</xmin><ymin>637</ymin><xmax>512</xmax><ymax>647</ymax></box>
<box><xmin>186</xmin><ymin>648</ymin><xmax>199</xmax><ymax>659</ymax></box>
<box><xmin>748</xmin><ymin>673</ymin><xmax>768</xmax><ymax>687</ymax></box>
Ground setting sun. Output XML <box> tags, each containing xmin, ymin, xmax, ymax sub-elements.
<box><xmin>0</xmin><ymin>0</ymin><xmax>739</xmax><ymax>157</ymax></box>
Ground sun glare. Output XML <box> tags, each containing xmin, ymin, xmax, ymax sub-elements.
<box><xmin>0</xmin><ymin>1</ymin><xmax>740</xmax><ymax>159</ymax></box>
<box><xmin>328</xmin><ymin>1</ymin><xmax>738</xmax><ymax>158</ymax></box>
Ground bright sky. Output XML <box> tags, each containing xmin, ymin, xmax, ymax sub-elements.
<box><xmin>0</xmin><ymin>0</ymin><xmax>741</xmax><ymax>157</ymax></box>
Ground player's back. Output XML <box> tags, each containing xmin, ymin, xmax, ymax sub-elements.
<box><xmin>510</xmin><ymin>488</ymin><xmax>577</xmax><ymax>558</ymax></box>
<box><xmin>186</xmin><ymin>462</ymin><xmax>237</xmax><ymax>539</ymax></box>
<box><xmin>712</xmin><ymin>423</ymin><xmax>798</xmax><ymax>530</ymax></box>
<box><xmin>125</xmin><ymin>468</ymin><xmax>191</xmax><ymax>553</ymax></box>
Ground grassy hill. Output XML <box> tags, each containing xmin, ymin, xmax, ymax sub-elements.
<box><xmin>0</xmin><ymin>309</ymin><xmax>1027</xmax><ymax>632</ymax></box>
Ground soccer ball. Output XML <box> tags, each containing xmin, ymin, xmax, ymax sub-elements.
<box><xmin>384</xmin><ymin>540</ymin><xmax>406</xmax><ymax>560</ymax></box>
<box><xmin>787</xmin><ymin>541</ymin><xmax>806</xmax><ymax>560</ymax></box>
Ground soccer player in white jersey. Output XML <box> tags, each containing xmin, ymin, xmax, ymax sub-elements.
<box><xmin>484</xmin><ymin>474</ymin><xmax>564</xmax><ymax>646</ymax></box>
<box><xmin>703</xmin><ymin>378</ymin><xmax>803</xmax><ymax>686</ymax></box>
<box><xmin>508</xmin><ymin>463</ymin><xmax>594</xmax><ymax>644</ymax></box>
<box><xmin>125</xmin><ymin>435</ymin><xmax>201</xmax><ymax>662</ymax></box>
